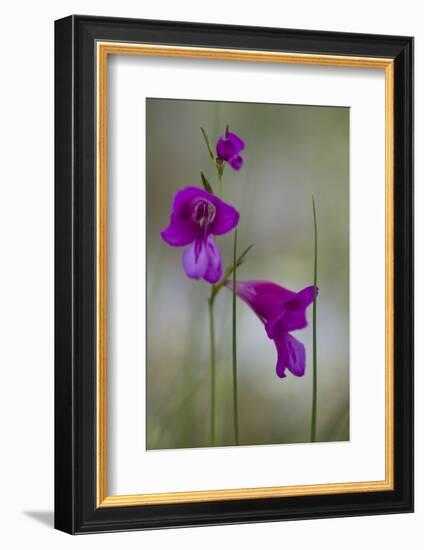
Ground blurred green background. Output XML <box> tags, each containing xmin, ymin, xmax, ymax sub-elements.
<box><xmin>146</xmin><ymin>98</ymin><xmax>349</xmax><ymax>450</ymax></box>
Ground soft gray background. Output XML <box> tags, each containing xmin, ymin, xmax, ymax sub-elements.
<box><xmin>146</xmin><ymin>98</ymin><xmax>349</xmax><ymax>449</ymax></box>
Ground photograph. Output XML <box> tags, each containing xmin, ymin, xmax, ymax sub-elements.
<box><xmin>146</xmin><ymin>98</ymin><xmax>350</xmax><ymax>450</ymax></box>
<box><xmin>0</xmin><ymin>0</ymin><xmax>418</xmax><ymax>545</ymax></box>
<box><xmin>52</xmin><ymin>15</ymin><xmax>413</xmax><ymax>534</ymax></box>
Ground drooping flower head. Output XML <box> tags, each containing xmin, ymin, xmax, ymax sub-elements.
<box><xmin>161</xmin><ymin>186</ymin><xmax>239</xmax><ymax>284</ymax></box>
<box><xmin>227</xmin><ymin>280</ymin><xmax>318</xmax><ymax>379</ymax></box>
<box><xmin>216</xmin><ymin>129</ymin><xmax>245</xmax><ymax>171</ymax></box>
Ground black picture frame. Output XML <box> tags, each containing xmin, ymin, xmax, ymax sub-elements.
<box><xmin>55</xmin><ymin>14</ymin><xmax>413</xmax><ymax>534</ymax></box>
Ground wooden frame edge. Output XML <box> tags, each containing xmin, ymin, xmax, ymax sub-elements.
<box><xmin>96</xmin><ymin>42</ymin><xmax>395</xmax><ymax>508</ymax></box>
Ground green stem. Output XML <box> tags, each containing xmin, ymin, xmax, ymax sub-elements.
<box><xmin>208</xmin><ymin>295</ymin><xmax>216</xmax><ymax>446</ymax></box>
<box><xmin>200</xmin><ymin>127</ymin><xmax>215</xmax><ymax>161</ymax></box>
<box><xmin>209</xmin><ymin>243</ymin><xmax>254</xmax><ymax>302</ymax></box>
<box><xmin>218</xmin><ymin>170</ymin><xmax>223</xmax><ymax>198</ymax></box>
<box><xmin>310</xmin><ymin>196</ymin><xmax>318</xmax><ymax>443</ymax></box>
<box><xmin>232</xmin><ymin>230</ymin><xmax>239</xmax><ymax>445</ymax></box>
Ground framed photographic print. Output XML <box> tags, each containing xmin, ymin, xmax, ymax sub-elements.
<box><xmin>54</xmin><ymin>15</ymin><xmax>413</xmax><ymax>533</ymax></box>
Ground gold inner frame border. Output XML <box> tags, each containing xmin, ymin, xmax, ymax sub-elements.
<box><xmin>96</xmin><ymin>42</ymin><xmax>394</xmax><ymax>508</ymax></box>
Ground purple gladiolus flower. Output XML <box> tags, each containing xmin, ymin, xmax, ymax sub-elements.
<box><xmin>161</xmin><ymin>186</ymin><xmax>240</xmax><ymax>284</ymax></box>
<box><xmin>216</xmin><ymin>130</ymin><xmax>245</xmax><ymax>171</ymax></box>
<box><xmin>227</xmin><ymin>280</ymin><xmax>318</xmax><ymax>379</ymax></box>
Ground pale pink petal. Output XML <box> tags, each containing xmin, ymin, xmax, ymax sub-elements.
<box><xmin>203</xmin><ymin>238</ymin><xmax>222</xmax><ymax>284</ymax></box>
<box><xmin>182</xmin><ymin>239</ymin><xmax>208</xmax><ymax>280</ymax></box>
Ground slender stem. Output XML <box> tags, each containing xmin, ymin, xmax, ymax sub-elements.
<box><xmin>200</xmin><ymin>127</ymin><xmax>215</xmax><ymax>161</ymax></box>
<box><xmin>208</xmin><ymin>147</ymin><xmax>222</xmax><ymax>446</ymax></box>
<box><xmin>209</xmin><ymin>243</ymin><xmax>254</xmax><ymax>302</ymax></box>
<box><xmin>217</xmin><ymin>170</ymin><xmax>223</xmax><ymax>198</ymax></box>
<box><xmin>232</xmin><ymin>230</ymin><xmax>239</xmax><ymax>445</ymax></box>
<box><xmin>208</xmin><ymin>295</ymin><xmax>216</xmax><ymax>446</ymax></box>
<box><xmin>310</xmin><ymin>196</ymin><xmax>318</xmax><ymax>443</ymax></box>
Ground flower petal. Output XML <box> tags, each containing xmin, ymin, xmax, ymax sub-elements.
<box><xmin>226</xmin><ymin>132</ymin><xmax>245</xmax><ymax>153</ymax></box>
<box><xmin>278</xmin><ymin>310</ymin><xmax>308</xmax><ymax>332</ymax></box>
<box><xmin>167</xmin><ymin>186</ymin><xmax>239</xmax><ymax>237</ymax></box>
<box><xmin>182</xmin><ymin>239</ymin><xmax>208</xmax><ymax>280</ymax></box>
<box><xmin>279</xmin><ymin>285</ymin><xmax>318</xmax><ymax>331</ymax></box>
<box><xmin>228</xmin><ymin>280</ymin><xmax>296</xmax><ymax>324</ymax></box>
<box><xmin>229</xmin><ymin>155</ymin><xmax>243</xmax><ymax>171</ymax></box>
<box><xmin>275</xmin><ymin>331</ymin><xmax>306</xmax><ymax>378</ymax></box>
<box><xmin>161</xmin><ymin>216</ymin><xmax>198</xmax><ymax>246</ymax></box>
<box><xmin>210</xmin><ymin>196</ymin><xmax>240</xmax><ymax>235</ymax></box>
<box><xmin>171</xmin><ymin>186</ymin><xmax>213</xmax><ymax>218</ymax></box>
<box><xmin>287</xmin><ymin>285</ymin><xmax>318</xmax><ymax>310</ymax></box>
<box><xmin>265</xmin><ymin>315</ymin><xmax>287</xmax><ymax>339</ymax></box>
<box><xmin>203</xmin><ymin>237</ymin><xmax>222</xmax><ymax>284</ymax></box>
<box><xmin>216</xmin><ymin>132</ymin><xmax>245</xmax><ymax>163</ymax></box>
<box><xmin>216</xmin><ymin>137</ymin><xmax>237</xmax><ymax>162</ymax></box>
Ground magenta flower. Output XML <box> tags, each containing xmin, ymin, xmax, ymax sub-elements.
<box><xmin>227</xmin><ymin>280</ymin><xmax>318</xmax><ymax>378</ymax></box>
<box><xmin>161</xmin><ymin>186</ymin><xmax>239</xmax><ymax>284</ymax></box>
<box><xmin>216</xmin><ymin>130</ymin><xmax>245</xmax><ymax>170</ymax></box>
